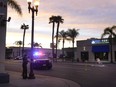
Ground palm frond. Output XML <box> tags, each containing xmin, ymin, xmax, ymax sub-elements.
<box><xmin>8</xmin><ymin>0</ymin><xmax>22</xmax><ymax>16</ymax></box>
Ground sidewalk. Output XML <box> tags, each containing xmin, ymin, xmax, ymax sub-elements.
<box><xmin>0</xmin><ymin>71</ymin><xmax>80</xmax><ymax>87</ymax></box>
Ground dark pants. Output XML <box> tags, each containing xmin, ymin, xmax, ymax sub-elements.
<box><xmin>22</xmin><ymin>63</ymin><xmax>28</xmax><ymax>79</ymax></box>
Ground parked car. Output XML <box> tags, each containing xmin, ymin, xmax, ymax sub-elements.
<box><xmin>32</xmin><ymin>52</ymin><xmax>52</xmax><ymax>70</ymax></box>
<box><xmin>14</xmin><ymin>56</ymin><xmax>22</xmax><ymax>60</ymax></box>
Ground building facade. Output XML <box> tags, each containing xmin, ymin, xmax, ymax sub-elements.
<box><xmin>9</xmin><ymin>47</ymin><xmax>62</xmax><ymax>59</ymax></box>
<box><xmin>76</xmin><ymin>38</ymin><xmax>116</xmax><ymax>63</ymax></box>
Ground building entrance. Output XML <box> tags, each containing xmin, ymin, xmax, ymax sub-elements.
<box><xmin>81</xmin><ymin>52</ymin><xmax>89</xmax><ymax>62</ymax></box>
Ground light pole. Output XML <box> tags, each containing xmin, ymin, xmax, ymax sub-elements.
<box><xmin>27</xmin><ymin>0</ymin><xmax>39</xmax><ymax>79</ymax></box>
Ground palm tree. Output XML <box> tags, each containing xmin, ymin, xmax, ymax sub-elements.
<box><xmin>49</xmin><ymin>15</ymin><xmax>57</xmax><ymax>60</ymax></box>
<box><xmin>67</xmin><ymin>28</ymin><xmax>79</xmax><ymax>61</ymax></box>
<box><xmin>55</xmin><ymin>16</ymin><xmax>64</xmax><ymax>59</ymax></box>
<box><xmin>20</xmin><ymin>23</ymin><xmax>29</xmax><ymax>55</ymax></box>
<box><xmin>101</xmin><ymin>26</ymin><xmax>116</xmax><ymax>39</ymax></box>
<box><xmin>101</xmin><ymin>25</ymin><xmax>116</xmax><ymax>63</ymax></box>
<box><xmin>28</xmin><ymin>42</ymin><xmax>42</xmax><ymax>48</ymax></box>
<box><xmin>59</xmin><ymin>30</ymin><xmax>70</xmax><ymax>55</ymax></box>
<box><xmin>33</xmin><ymin>42</ymin><xmax>42</xmax><ymax>48</ymax></box>
<box><xmin>7</xmin><ymin>0</ymin><xmax>22</xmax><ymax>56</ymax></box>
<box><xmin>7</xmin><ymin>0</ymin><xmax>22</xmax><ymax>15</ymax></box>
<box><xmin>67</xmin><ymin>28</ymin><xmax>79</xmax><ymax>48</ymax></box>
<box><xmin>14</xmin><ymin>40</ymin><xmax>23</xmax><ymax>56</ymax></box>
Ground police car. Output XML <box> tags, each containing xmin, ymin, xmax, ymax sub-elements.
<box><xmin>32</xmin><ymin>51</ymin><xmax>52</xmax><ymax>70</ymax></box>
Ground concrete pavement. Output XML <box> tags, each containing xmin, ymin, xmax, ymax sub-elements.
<box><xmin>0</xmin><ymin>71</ymin><xmax>80</xmax><ymax>87</ymax></box>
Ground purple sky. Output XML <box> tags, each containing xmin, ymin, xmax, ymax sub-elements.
<box><xmin>6</xmin><ymin>0</ymin><xmax>116</xmax><ymax>48</ymax></box>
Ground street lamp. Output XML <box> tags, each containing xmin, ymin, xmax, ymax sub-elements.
<box><xmin>27</xmin><ymin>0</ymin><xmax>40</xmax><ymax>79</ymax></box>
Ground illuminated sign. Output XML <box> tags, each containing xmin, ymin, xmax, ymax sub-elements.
<box><xmin>91</xmin><ymin>39</ymin><xmax>109</xmax><ymax>44</ymax></box>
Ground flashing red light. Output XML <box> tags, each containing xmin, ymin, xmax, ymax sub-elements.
<box><xmin>33</xmin><ymin>52</ymin><xmax>44</xmax><ymax>57</ymax></box>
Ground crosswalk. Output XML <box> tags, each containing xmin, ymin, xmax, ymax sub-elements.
<box><xmin>91</xmin><ymin>64</ymin><xmax>105</xmax><ymax>67</ymax></box>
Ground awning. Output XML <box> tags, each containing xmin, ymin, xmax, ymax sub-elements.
<box><xmin>92</xmin><ymin>45</ymin><xmax>110</xmax><ymax>52</ymax></box>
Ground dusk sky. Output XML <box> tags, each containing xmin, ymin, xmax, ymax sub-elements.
<box><xmin>6</xmin><ymin>0</ymin><xmax>116</xmax><ymax>48</ymax></box>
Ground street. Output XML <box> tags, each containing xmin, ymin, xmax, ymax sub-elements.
<box><xmin>5</xmin><ymin>59</ymin><xmax>116</xmax><ymax>87</ymax></box>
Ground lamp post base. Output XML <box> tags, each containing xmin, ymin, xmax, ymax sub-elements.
<box><xmin>28</xmin><ymin>73</ymin><xmax>35</xmax><ymax>79</ymax></box>
<box><xmin>0</xmin><ymin>73</ymin><xmax>9</xmax><ymax>83</ymax></box>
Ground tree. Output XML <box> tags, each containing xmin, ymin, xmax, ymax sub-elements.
<box><xmin>67</xmin><ymin>28</ymin><xmax>79</xmax><ymax>61</ymax></box>
<box><xmin>7</xmin><ymin>0</ymin><xmax>22</xmax><ymax>15</ymax></box>
<box><xmin>14</xmin><ymin>40</ymin><xmax>22</xmax><ymax>56</ymax></box>
<box><xmin>67</xmin><ymin>28</ymin><xmax>79</xmax><ymax>48</ymax></box>
<box><xmin>28</xmin><ymin>42</ymin><xmax>42</xmax><ymax>48</ymax></box>
<box><xmin>49</xmin><ymin>15</ymin><xmax>57</xmax><ymax>60</ymax></box>
<box><xmin>101</xmin><ymin>25</ymin><xmax>116</xmax><ymax>63</ymax></box>
<box><xmin>59</xmin><ymin>30</ymin><xmax>70</xmax><ymax>56</ymax></box>
<box><xmin>7</xmin><ymin>0</ymin><xmax>22</xmax><ymax>56</ymax></box>
<box><xmin>33</xmin><ymin>42</ymin><xmax>42</xmax><ymax>48</ymax></box>
<box><xmin>55</xmin><ymin>16</ymin><xmax>64</xmax><ymax>59</ymax></box>
<box><xmin>15</xmin><ymin>40</ymin><xmax>23</xmax><ymax>47</ymax></box>
<box><xmin>21</xmin><ymin>23</ymin><xmax>29</xmax><ymax>55</ymax></box>
<box><xmin>101</xmin><ymin>26</ymin><xmax>116</xmax><ymax>39</ymax></box>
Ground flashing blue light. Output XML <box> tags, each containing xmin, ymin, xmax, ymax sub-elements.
<box><xmin>33</xmin><ymin>52</ymin><xmax>44</xmax><ymax>57</ymax></box>
<box><xmin>33</xmin><ymin>52</ymin><xmax>39</xmax><ymax>56</ymax></box>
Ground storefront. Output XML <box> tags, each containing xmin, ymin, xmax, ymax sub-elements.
<box><xmin>92</xmin><ymin>45</ymin><xmax>109</xmax><ymax>61</ymax></box>
<box><xmin>76</xmin><ymin>38</ymin><xmax>116</xmax><ymax>62</ymax></box>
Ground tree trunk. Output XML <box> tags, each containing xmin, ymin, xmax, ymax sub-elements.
<box><xmin>72</xmin><ymin>38</ymin><xmax>75</xmax><ymax>62</ymax></box>
<box><xmin>56</xmin><ymin>22</ymin><xmax>60</xmax><ymax>61</ymax></box>
<box><xmin>52</xmin><ymin>22</ymin><xmax>55</xmax><ymax>61</ymax></box>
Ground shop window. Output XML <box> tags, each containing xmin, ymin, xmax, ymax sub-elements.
<box><xmin>94</xmin><ymin>52</ymin><xmax>108</xmax><ymax>61</ymax></box>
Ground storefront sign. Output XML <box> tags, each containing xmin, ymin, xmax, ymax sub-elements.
<box><xmin>92</xmin><ymin>45</ymin><xmax>109</xmax><ymax>52</ymax></box>
<box><xmin>91</xmin><ymin>39</ymin><xmax>109</xmax><ymax>44</ymax></box>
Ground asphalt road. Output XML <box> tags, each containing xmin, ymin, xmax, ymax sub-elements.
<box><xmin>5</xmin><ymin>60</ymin><xmax>116</xmax><ymax>87</ymax></box>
